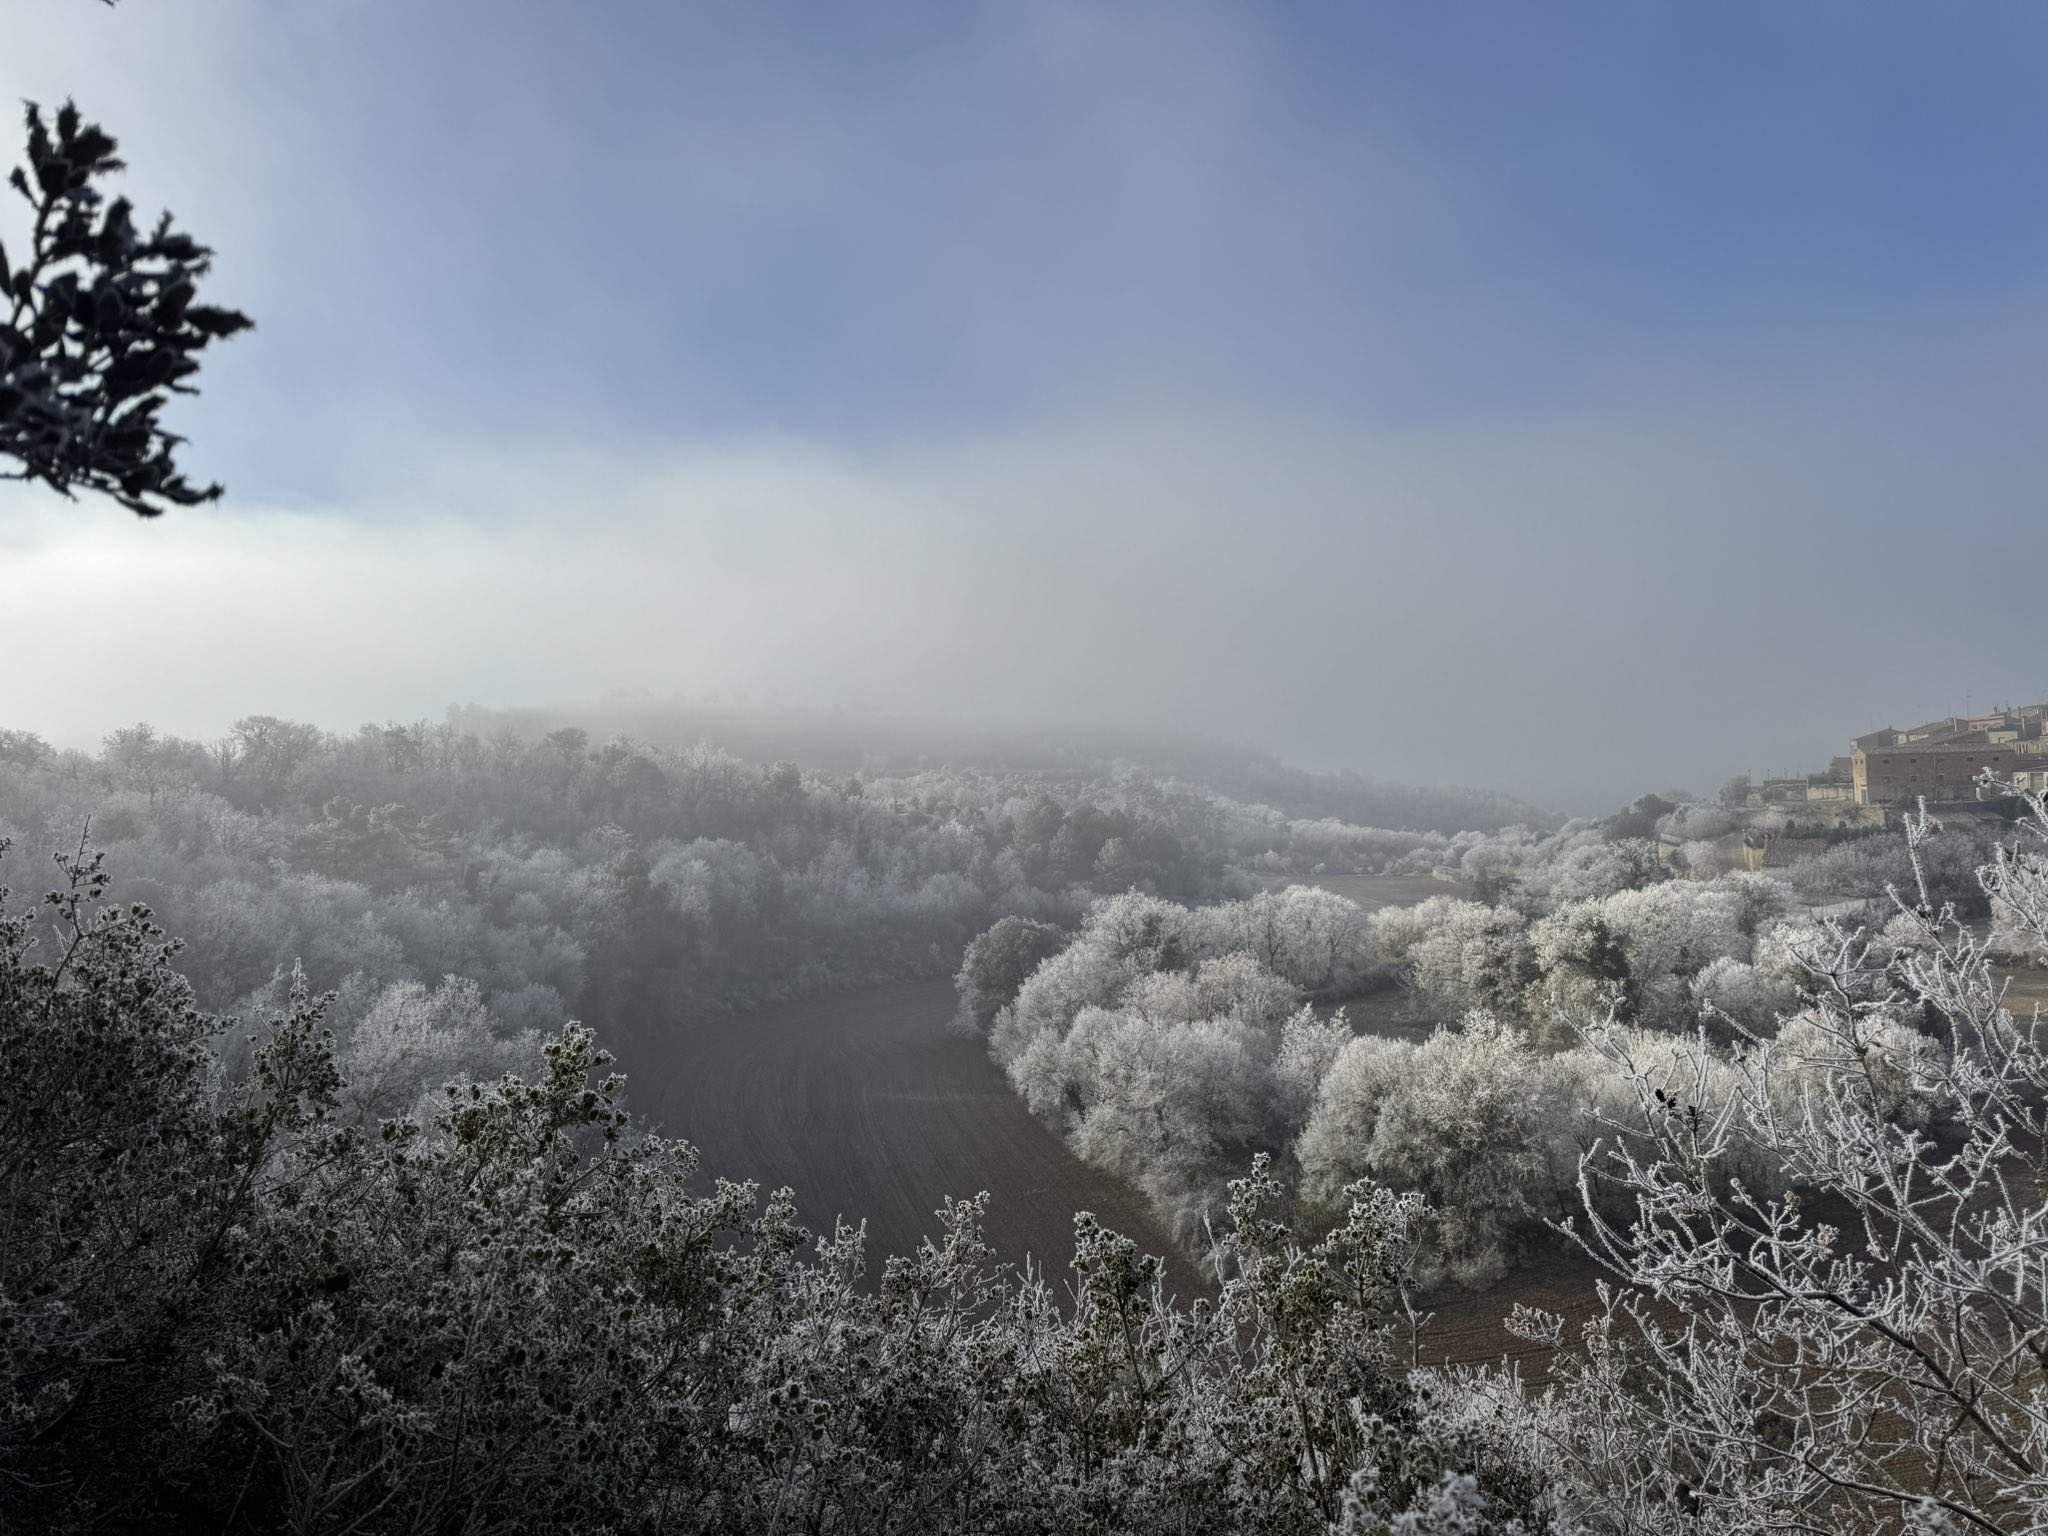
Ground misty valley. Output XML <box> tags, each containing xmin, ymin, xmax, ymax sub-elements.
<box><xmin>9</xmin><ymin>5</ymin><xmax>2048</xmax><ymax>1533</ymax></box>
<box><xmin>7</xmin><ymin>708</ymin><xmax>2048</xmax><ymax>1534</ymax></box>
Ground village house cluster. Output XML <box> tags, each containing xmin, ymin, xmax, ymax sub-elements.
<box><xmin>1747</xmin><ymin>703</ymin><xmax>2048</xmax><ymax>814</ymax></box>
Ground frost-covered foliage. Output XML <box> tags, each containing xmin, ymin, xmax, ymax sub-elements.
<box><xmin>985</xmin><ymin>887</ymin><xmax>1379</xmax><ymax>1244</ymax></box>
<box><xmin>993</xmin><ymin>814</ymin><xmax>2014</xmax><ymax>1293</ymax></box>
<box><xmin>1267</xmin><ymin>816</ymin><xmax>1460</xmax><ymax>878</ymax></box>
<box><xmin>1530</xmin><ymin>882</ymin><xmax>1751</xmax><ymax>1030</ymax></box>
<box><xmin>988</xmin><ymin>887</ymin><xmax>1378</xmax><ymax>1056</ymax></box>
<box><xmin>18</xmin><ymin>805</ymin><xmax>2048</xmax><ymax>1530</ymax></box>
<box><xmin>0</xmin><ymin>845</ymin><xmax>1565</xmax><ymax>1534</ymax></box>
<box><xmin>0</xmin><ymin>716</ymin><xmax>1340</xmax><ymax>1040</ymax></box>
<box><xmin>950</xmin><ymin>912</ymin><xmax>1067</xmax><ymax>1034</ymax></box>
<box><xmin>1296</xmin><ymin>1015</ymin><xmax>1592</xmax><ymax>1286</ymax></box>
<box><xmin>1449</xmin><ymin>793</ymin><xmax>2048</xmax><ymax>1534</ymax></box>
<box><xmin>1059</xmin><ymin>1006</ymin><xmax>1271</xmax><ymax>1223</ymax></box>
<box><xmin>0</xmin><ymin>715</ymin><xmax>1523</xmax><ymax>1040</ymax></box>
<box><xmin>1215</xmin><ymin>881</ymin><xmax>1392</xmax><ymax>995</ymax></box>
<box><xmin>1686</xmin><ymin>953</ymin><xmax>1800</xmax><ymax>1035</ymax></box>
<box><xmin>330</xmin><ymin>972</ymin><xmax>541</xmax><ymax>1123</ymax></box>
<box><xmin>978</xmin><ymin>789</ymin><xmax>2048</xmax><ymax>1527</ymax></box>
<box><xmin>1372</xmin><ymin>867</ymin><xmax>1797</xmax><ymax>1039</ymax></box>
<box><xmin>1783</xmin><ymin>818</ymin><xmax>2005</xmax><ymax>908</ymax></box>
<box><xmin>1373</xmin><ymin>897</ymin><xmax>1537</xmax><ymax>1018</ymax></box>
<box><xmin>993</xmin><ymin>873</ymin><xmax>1825</xmax><ymax>1281</ymax></box>
<box><xmin>1269</xmin><ymin>1003</ymin><xmax>1354</xmax><ymax>1141</ymax></box>
<box><xmin>1387</xmin><ymin>818</ymin><xmax>1667</xmax><ymax>912</ymax></box>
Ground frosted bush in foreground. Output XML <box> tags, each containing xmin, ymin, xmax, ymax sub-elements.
<box><xmin>1458</xmin><ymin>790</ymin><xmax>2048</xmax><ymax>1534</ymax></box>
<box><xmin>0</xmin><ymin>840</ymin><xmax>1566</xmax><ymax>1533</ymax></box>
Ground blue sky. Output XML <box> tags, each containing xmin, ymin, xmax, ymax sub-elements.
<box><xmin>5</xmin><ymin>2</ymin><xmax>2047</xmax><ymax>808</ymax></box>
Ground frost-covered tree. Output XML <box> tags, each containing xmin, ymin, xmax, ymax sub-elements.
<box><xmin>336</xmin><ymin>972</ymin><xmax>539</xmax><ymax>1123</ymax></box>
<box><xmin>1210</xmin><ymin>883</ymin><xmax>1378</xmax><ymax>995</ymax></box>
<box><xmin>1063</xmin><ymin>1008</ymin><xmax>1270</xmax><ymax>1234</ymax></box>
<box><xmin>951</xmin><ymin>913</ymin><xmax>1065</xmax><ymax>1035</ymax></box>
<box><xmin>1531</xmin><ymin>881</ymin><xmax>1750</xmax><ymax>1031</ymax></box>
<box><xmin>1688</xmin><ymin>953</ymin><xmax>1800</xmax><ymax>1037</ymax></box>
<box><xmin>987</xmin><ymin>886</ymin><xmax>1394</xmax><ymax>1240</ymax></box>
<box><xmin>1268</xmin><ymin>1002</ymin><xmax>1353</xmax><ymax>1142</ymax></box>
<box><xmin>1296</xmin><ymin>1014</ymin><xmax>1588</xmax><ymax>1286</ymax></box>
<box><xmin>1372</xmin><ymin>896</ymin><xmax>1535</xmax><ymax>1018</ymax></box>
<box><xmin>1481</xmin><ymin>794</ymin><xmax>2048</xmax><ymax>1533</ymax></box>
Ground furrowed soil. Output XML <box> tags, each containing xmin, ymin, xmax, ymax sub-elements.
<box><xmin>626</xmin><ymin>874</ymin><xmax>1617</xmax><ymax>1366</ymax></box>
<box><xmin>630</xmin><ymin>967</ymin><xmax>1601</xmax><ymax>1371</ymax></box>
<box><xmin>628</xmin><ymin>977</ymin><xmax>1209</xmax><ymax>1301</ymax></box>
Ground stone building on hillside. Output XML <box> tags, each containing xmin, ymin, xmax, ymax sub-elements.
<box><xmin>1810</xmin><ymin>704</ymin><xmax>2048</xmax><ymax>812</ymax></box>
<box><xmin>1747</xmin><ymin>776</ymin><xmax>1811</xmax><ymax>807</ymax></box>
<box><xmin>1851</xmin><ymin>739</ymin><xmax>2018</xmax><ymax>807</ymax></box>
<box><xmin>1900</xmin><ymin>717</ymin><xmax>1968</xmax><ymax>744</ymax></box>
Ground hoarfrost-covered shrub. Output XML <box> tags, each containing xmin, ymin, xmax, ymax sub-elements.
<box><xmin>340</xmin><ymin>972</ymin><xmax>540</xmax><ymax>1123</ymax></box>
<box><xmin>1065</xmin><ymin>1011</ymin><xmax>1269</xmax><ymax>1234</ymax></box>
<box><xmin>1719</xmin><ymin>869</ymin><xmax>1794</xmax><ymax>938</ymax></box>
<box><xmin>1269</xmin><ymin>1003</ymin><xmax>1353</xmax><ymax>1141</ymax></box>
<box><xmin>950</xmin><ymin>913</ymin><xmax>1066</xmax><ymax>1036</ymax></box>
<box><xmin>1114</xmin><ymin>950</ymin><xmax>1299</xmax><ymax>1033</ymax></box>
<box><xmin>2</xmin><ymin>842</ymin><xmax>1563</xmax><ymax>1534</ymax></box>
<box><xmin>1355</xmin><ymin>1015</ymin><xmax>1588</xmax><ymax>1285</ymax></box>
<box><xmin>1688</xmin><ymin>955</ymin><xmax>1800</xmax><ymax>1037</ymax></box>
<box><xmin>1372</xmin><ymin>897</ymin><xmax>1535</xmax><ymax>1018</ymax></box>
<box><xmin>1205</xmin><ymin>882</ymin><xmax>1378</xmax><ymax>994</ymax></box>
<box><xmin>1765</xmin><ymin>1008</ymin><xmax>1953</xmax><ymax>1128</ymax></box>
<box><xmin>1574</xmin><ymin>1023</ymin><xmax>1787</xmax><ymax>1200</ymax></box>
<box><xmin>1494</xmin><ymin>795</ymin><xmax>2048</xmax><ymax>1534</ymax></box>
<box><xmin>1582</xmin><ymin>881</ymin><xmax>1748</xmax><ymax>1024</ymax></box>
<box><xmin>1753</xmin><ymin>913</ymin><xmax>1831</xmax><ymax>992</ymax></box>
<box><xmin>987</xmin><ymin>884</ymin><xmax>1392</xmax><ymax>1234</ymax></box>
<box><xmin>1521</xmin><ymin>836</ymin><xmax>1668</xmax><ymax>909</ymax></box>
<box><xmin>1294</xmin><ymin>1032</ymin><xmax>1413</xmax><ymax>1205</ymax></box>
<box><xmin>1004</xmin><ymin>1022</ymin><xmax>1080</xmax><ymax>1123</ymax></box>
<box><xmin>987</xmin><ymin>914</ymin><xmax>1153</xmax><ymax>1063</ymax></box>
<box><xmin>1298</xmin><ymin>1015</ymin><xmax>1587</xmax><ymax>1286</ymax></box>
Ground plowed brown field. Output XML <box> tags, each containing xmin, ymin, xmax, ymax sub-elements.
<box><xmin>628</xmin><ymin>977</ymin><xmax>1208</xmax><ymax>1300</ymax></box>
<box><xmin>626</xmin><ymin>969</ymin><xmax>1609</xmax><ymax>1371</ymax></box>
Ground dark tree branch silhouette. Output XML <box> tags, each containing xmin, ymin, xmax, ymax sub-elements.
<box><xmin>0</xmin><ymin>101</ymin><xmax>250</xmax><ymax>516</ymax></box>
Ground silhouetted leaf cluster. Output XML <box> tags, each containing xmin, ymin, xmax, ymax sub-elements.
<box><xmin>1</xmin><ymin>101</ymin><xmax>250</xmax><ymax>516</ymax></box>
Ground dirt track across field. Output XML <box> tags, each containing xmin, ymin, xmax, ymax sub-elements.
<box><xmin>627</xmin><ymin>978</ymin><xmax>1208</xmax><ymax>1300</ymax></box>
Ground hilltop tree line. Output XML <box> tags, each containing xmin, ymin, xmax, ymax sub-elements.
<box><xmin>0</xmin><ymin>715</ymin><xmax>1521</xmax><ymax>1124</ymax></box>
<box><xmin>441</xmin><ymin>704</ymin><xmax>1554</xmax><ymax>841</ymax></box>
<box><xmin>0</xmin><ymin>718</ymin><xmax>1240</xmax><ymax>1093</ymax></box>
